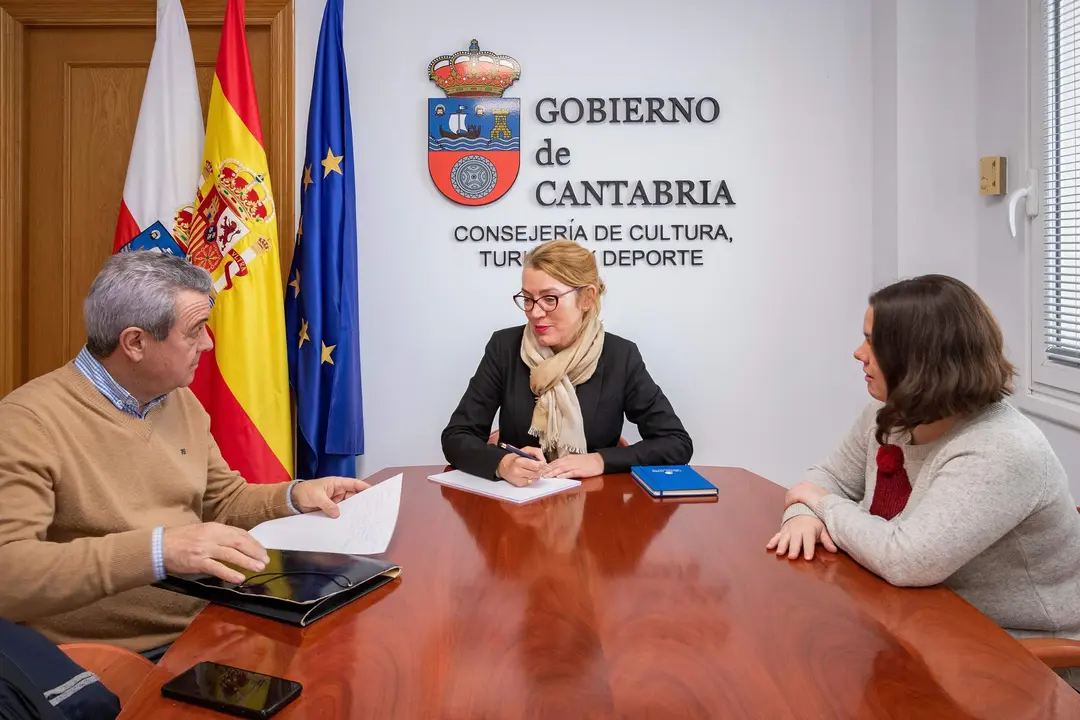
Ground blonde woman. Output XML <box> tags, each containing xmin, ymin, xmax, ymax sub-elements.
<box><xmin>441</xmin><ymin>240</ymin><xmax>692</xmax><ymax>486</ymax></box>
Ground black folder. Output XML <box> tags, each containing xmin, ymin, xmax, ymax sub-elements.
<box><xmin>154</xmin><ymin>549</ymin><xmax>401</xmax><ymax>627</ymax></box>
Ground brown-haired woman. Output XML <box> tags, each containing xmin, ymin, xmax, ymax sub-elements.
<box><xmin>441</xmin><ymin>239</ymin><xmax>693</xmax><ymax>486</ymax></box>
<box><xmin>768</xmin><ymin>274</ymin><xmax>1080</xmax><ymax>684</ymax></box>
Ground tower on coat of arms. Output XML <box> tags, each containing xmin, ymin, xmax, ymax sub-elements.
<box><xmin>428</xmin><ymin>39</ymin><xmax>521</xmax><ymax>206</ymax></box>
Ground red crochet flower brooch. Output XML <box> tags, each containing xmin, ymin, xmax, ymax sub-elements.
<box><xmin>876</xmin><ymin>443</ymin><xmax>905</xmax><ymax>474</ymax></box>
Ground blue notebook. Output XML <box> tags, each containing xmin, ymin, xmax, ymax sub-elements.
<box><xmin>630</xmin><ymin>465</ymin><xmax>718</xmax><ymax>498</ymax></box>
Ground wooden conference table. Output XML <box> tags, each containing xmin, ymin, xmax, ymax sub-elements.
<box><xmin>120</xmin><ymin>466</ymin><xmax>1080</xmax><ymax>719</ymax></box>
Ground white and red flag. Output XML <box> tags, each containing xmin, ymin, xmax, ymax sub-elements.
<box><xmin>112</xmin><ymin>0</ymin><xmax>203</xmax><ymax>252</ymax></box>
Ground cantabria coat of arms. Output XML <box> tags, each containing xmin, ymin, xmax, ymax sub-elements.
<box><xmin>428</xmin><ymin>39</ymin><xmax>521</xmax><ymax>206</ymax></box>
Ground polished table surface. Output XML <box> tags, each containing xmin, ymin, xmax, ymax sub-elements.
<box><xmin>120</xmin><ymin>466</ymin><xmax>1080</xmax><ymax>719</ymax></box>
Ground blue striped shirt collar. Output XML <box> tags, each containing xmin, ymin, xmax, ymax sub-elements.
<box><xmin>73</xmin><ymin>346</ymin><xmax>167</xmax><ymax>419</ymax></box>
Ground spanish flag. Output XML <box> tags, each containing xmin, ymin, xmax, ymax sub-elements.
<box><xmin>186</xmin><ymin>0</ymin><xmax>292</xmax><ymax>484</ymax></box>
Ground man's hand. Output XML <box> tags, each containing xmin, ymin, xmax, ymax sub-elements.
<box><xmin>291</xmin><ymin>477</ymin><xmax>371</xmax><ymax>517</ymax></box>
<box><xmin>162</xmin><ymin>522</ymin><xmax>269</xmax><ymax>584</ymax></box>
<box><xmin>544</xmin><ymin>452</ymin><xmax>604</xmax><ymax>479</ymax></box>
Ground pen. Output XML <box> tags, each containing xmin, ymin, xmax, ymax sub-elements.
<box><xmin>499</xmin><ymin>442</ymin><xmax>540</xmax><ymax>461</ymax></box>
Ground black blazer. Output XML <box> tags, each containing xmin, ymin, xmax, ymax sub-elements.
<box><xmin>441</xmin><ymin>325</ymin><xmax>693</xmax><ymax>479</ymax></box>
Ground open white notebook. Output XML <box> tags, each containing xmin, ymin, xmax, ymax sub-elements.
<box><xmin>428</xmin><ymin>469</ymin><xmax>580</xmax><ymax>504</ymax></box>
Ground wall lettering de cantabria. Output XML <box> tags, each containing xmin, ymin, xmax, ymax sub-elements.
<box><xmin>454</xmin><ymin>96</ymin><xmax>735</xmax><ymax>269</ymax></box>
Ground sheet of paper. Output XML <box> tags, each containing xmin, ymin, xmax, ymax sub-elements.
<box><xmin>248</xmin><ymin>473</ymin><xmax>402</xmax><ymax>555</ymax></box>
<box><xmin>428</xmin><ymin>469</ymin><xmax>580</xmax><ymax>504</ymax></box>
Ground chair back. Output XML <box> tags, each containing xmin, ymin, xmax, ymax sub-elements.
<box><xmin>0</xmin><ymin>618</ymin><xmax>126</xmax><ymax>718</ymax></box>
<box><xmin>58</xmin><ymin>643</ymin><xmax>153</xmax><ymax>707</ymax></box>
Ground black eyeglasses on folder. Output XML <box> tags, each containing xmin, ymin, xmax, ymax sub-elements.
<box><xmin>236</xmin><ymin>571</ymin><xmax>355</xmax><ymax>590</ymax></box>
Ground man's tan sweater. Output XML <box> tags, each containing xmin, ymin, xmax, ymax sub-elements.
<box><xmin>0</xmin><ymin>363</ymin><xmax>294</xmax><ymax>652</ymax></box>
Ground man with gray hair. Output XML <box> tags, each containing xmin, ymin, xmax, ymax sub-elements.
<box><xmin>0</xmin><ymin>251</ymin><xmax>368</xmax><ymax>660</ymax></box>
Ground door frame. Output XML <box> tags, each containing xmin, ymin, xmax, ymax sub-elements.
<box><xmin>0</xmin><ymin>0</ymin><xmax>294</xmax><ymax>396</ymax></box>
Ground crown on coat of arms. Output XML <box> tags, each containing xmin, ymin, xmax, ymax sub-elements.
<box><xmin>202</xmin><ymin>159</ymin><xmax>275</xmax><ymax>223</ymax></box>
<box><xmin>428</xmin><ymin>39</ymin><xmax>521</xmax><ymax>98</ymax></box>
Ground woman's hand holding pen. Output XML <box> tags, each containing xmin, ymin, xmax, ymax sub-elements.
<box><xmin>496</xmin><ymin>444</ymin><xmax>548</xmax><ymax>486</ymax></box>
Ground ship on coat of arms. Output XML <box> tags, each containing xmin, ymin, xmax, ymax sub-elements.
<box><xmin>427</xmin><ymin>39</ymin><xmax>521</xmax><ymax>206</ymax></box>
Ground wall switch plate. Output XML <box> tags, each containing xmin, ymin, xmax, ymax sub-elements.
<box><xmin>980</xmin><ymin>156</ymin><xmax>1006</xmax><ymax>195</ymax></box>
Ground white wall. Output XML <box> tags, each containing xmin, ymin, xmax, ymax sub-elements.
<box><xmin>873</xmin><ymin>0</ymin><xmax>980</xmax><ymax>287</ymax></box>
<box><xmin>896</xmin><ymin>0</ymin><xmax>978</xmax><ymax>284</ymax></box>
<box><xmin>294</xmin><ymin>0</ymin><xmax>873</xmax><ymax>486</ymax></box>
<box><xmin>974</xmin><ymin>0</ymin><xmax>1028</xmax><ymax>368</ymax></box>
<box><xmin>871</xmin><ymin>0</ymin><xmax>899</xmax><ymax>288</ymax></box>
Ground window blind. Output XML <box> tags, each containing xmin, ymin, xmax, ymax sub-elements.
<box><xmin>1045</xmin><ymin>0</ymin><xmax>1080</xmax><ymax>366</ymax></box>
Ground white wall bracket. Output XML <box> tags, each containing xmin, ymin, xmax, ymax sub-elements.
<box><xmin>1007</xmin><ymin>168</ymin><xmax>1039</xmax><ymax>238</ymax></box>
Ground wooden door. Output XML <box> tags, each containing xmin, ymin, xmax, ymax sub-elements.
<box><xmin>0</xmin><ymin>0</ymin><xmax>294</xmax><ymax>396</ymax></box>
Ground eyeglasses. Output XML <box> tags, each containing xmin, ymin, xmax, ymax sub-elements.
<box><xmin>513</xmin><ymin>287</ymin><xmax>579</xmax><ymax>312</ymax></box>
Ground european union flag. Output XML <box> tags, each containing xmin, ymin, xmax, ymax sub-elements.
<box><xmin>285</xmin><ymin>0</ymin><xmax>363</xmax><ymax>479</ymax></box>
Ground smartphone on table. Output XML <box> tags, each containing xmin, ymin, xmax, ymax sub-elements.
<box><xmin>160</xmin><ymin>661</ymin><xmax>302</xmax><ymax>718</ymax></box>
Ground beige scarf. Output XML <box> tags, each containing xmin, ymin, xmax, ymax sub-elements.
<box><xmin>520</xmin><ymin>315</ymin><xmax>605</xmax><ymax>459</ymax></box>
